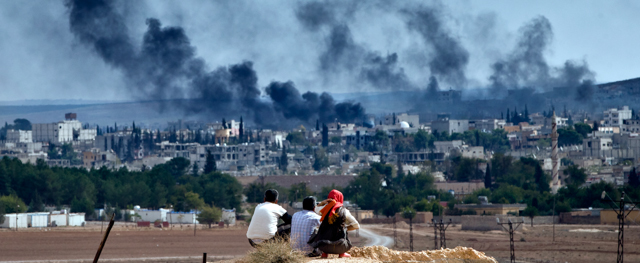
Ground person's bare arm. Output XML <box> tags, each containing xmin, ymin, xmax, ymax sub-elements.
<box><xmin>317</xmin><ymin>198</ymin><xmax>334</xmax><ymax>206</ymax></box>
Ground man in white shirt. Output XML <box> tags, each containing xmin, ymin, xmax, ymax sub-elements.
<box><xmin>291</xmin><ymin>196</ymin><xmax>321</xmax><ymax>256</ymax></box>
<box><xmin>246</xmin><ymin>189</ymin><xmax>292</xmax><ymax>247</ymax></box>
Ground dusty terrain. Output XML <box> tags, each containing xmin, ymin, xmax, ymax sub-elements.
<box><xmin>0</xmin><ymin>222</ymin><xmax>366</xmax><ymax>263</ymax></box>
<box><xmin>368</xmin><ymin>222</ymin><xmax>640</xmax><ymax>263</ymax></box>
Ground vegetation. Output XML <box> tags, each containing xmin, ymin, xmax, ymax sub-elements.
<box><xmin>240</xmin><ymin>238</ymin><xmax>305</xmax><ymax>263</ymax></box>
<box><xmin>0</xmin><ymin>156</ymin><xmax>242</xmax><ymax>213</ymax></box>
<box><xmin>197</xmin><ymin>204</ymin><xmax>222</xmax><ymax>228</ymax></box>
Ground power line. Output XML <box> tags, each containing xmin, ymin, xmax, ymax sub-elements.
<box><xmin>497</xmin><ymin>218</ymin><xmax>523</xmax><ymax>263</ymax></box>
<box><xmin>602</xmin><ymin>191</ymin><xmax>640</xmax><ymax>263</ymax></box>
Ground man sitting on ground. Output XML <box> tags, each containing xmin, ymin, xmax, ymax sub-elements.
<box><xmin>246</xmin><ymin>189</ymin><xmax>292</xmax><ymax>247</ymax></box>
<box><xmin>291</xmin><ymin>196</ymin><xmax>321</xmax><ymax>257</ymax></box>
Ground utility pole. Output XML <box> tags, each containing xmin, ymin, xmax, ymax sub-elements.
<box><xmin>602</xmin><ymin>191</ymin><xmax>639</xmax><ymax>263</ymax></box>
<box><xmin>393</xmin><ymin>217</ymin><xmax>397</xmax><ymax>248</ymax></box>
<box><xmin>497</xmin><ymin>218</ymin><xmax>523</xmax><ymax>263</ymax></box>
<box><xmin>432</xmin><ymin>219</ymin><xmax>451</xmax><ymax>249</ymax></box>
<box><xmin>409</xmin><ymin>217</ymin><xmax>414</xmax><ymax>252</ymax></box>
<box><xmin>432</xmin><ymin>219</ymin><xmax>438</xmax><ymax>249</ymax></box>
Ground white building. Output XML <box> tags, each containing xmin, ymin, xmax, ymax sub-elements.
<box><xmin>384</xmin><ymin>113</ymin><xmax>420</xmax><ymax>127</ymax></box>
<box><xmin>471</xmin><ymin>119</ymin><xmax>506</xmax><ymax>132</ymax></box>
<box><xmin>167</xmin><ymin>211</ymin><xmax>199</xmax><ymax>224</ymax></box>
<box><xmin>431</xmin><ymin>119</ymin><xmax>469</xmax><ymax>135</ymax></box>
<box><xmin>6</xmin><ymin>130</ymin><xmax>32</xmax><ymax>143</ymax></box>
<box><xmin>603</xmin><ymin>106</ymin><xmax>632</xmax><ymax>127</ymax></box>
<box><xmin>622</xmin><ymin>119</ymin><xmax>640</xmax><ymax>133</ymax></box>
<box><xmin>1</xmin><ymin>214</ymin><xmax>28</xmax><ymax>228</ymax></box>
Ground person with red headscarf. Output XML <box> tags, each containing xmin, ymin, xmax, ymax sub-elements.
<box><xmin>308</xmin><ymin>189</ymin><xmax>360</xmax><ymax>258</ymax></box>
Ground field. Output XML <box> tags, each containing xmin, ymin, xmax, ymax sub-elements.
<box><xmin>369</xmin><ymin>222</ymin><xmax>640</xmax><ymax>263</ymax></box>
<box><xmin>0</xmin><ymin>222</ymin><xmax>367</xmax><ymax>263</ymax></box>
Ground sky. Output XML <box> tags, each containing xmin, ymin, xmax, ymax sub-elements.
<box><xmin>1</xmin><ymin>0</ymin><xmax>639</xmax><ymax>101</ymax></box>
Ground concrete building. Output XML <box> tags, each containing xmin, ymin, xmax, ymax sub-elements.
<box><xmin>384</xmin><ymin>113</ymin><xmax>419</xmax><ymax>127</ymax></box>
<box><xmin>622</xmin><ymin>119</ymin><xmax>640</xmax><ymax>133</ymax></box>
<box><xmin>470</xmin><ymin>119</ymin><xmax>506</xmax><ymax>132</ymax></box>
<box><xmin>6</xmin><ymin>130</ymin><xmax>32</xmax><ymax>143</ymax></box>
<box><xmin>431</xmin><ymin>119</ymin><xmax>469</xmax><ymax>135</ymax></box>
<box><xmin>191</xmin><ymin>143</ymin><xmax>267</xmax><ymax>171</ymax></box>
<box><xmin>461</xmin><ymin>146</ymin><xmax>484</xmax><ymax>159</ymax></box>
<box><xmin>1</xmin><ymin>214</ymin><xmax>28</xmax><ymax>228</ymax></box>
<box><xmin>454</xmin><ymin>203</ymin><xmax>527</xmax><ymax>215</ymax></box>
<box><xmin>603</xmin><ymin>106</ymin><xmax>632</xmax><ymax>127</ymax></box>
<box><xmin>434</xmin><ymin>140</ymin><xmax>464</xmax><ymax>153</ymax></box>
<box><xmin>32</xmin><ymin>115</ymin><xmax>96</xmax><ymax>144</ymax></box>
<box><xmin>583</xmin><ymin>137</ymin><xmax>613</xmax><ymax>152</ymax></box>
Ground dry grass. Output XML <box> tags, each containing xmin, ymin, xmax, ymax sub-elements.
<box><xmin>239</xmin><ymin>238</ymin><xmax>306</xmax><ymax>263</ymax></box>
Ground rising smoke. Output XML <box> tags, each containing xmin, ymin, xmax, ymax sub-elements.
<box><xmin>295</xmin><ymin>1</ymin><xmax>414</xmax><ymax>91</ymax></box>
<box><xmin>489</xmin><ymin>16</ymin><xmax>595</xmax><ymax>99</ymax></box>
<box><xmin>65</xmin><ymin>0</ymin><xmax>365</xmax><ymax>126</ymax></box>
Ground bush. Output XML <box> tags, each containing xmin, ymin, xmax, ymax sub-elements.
<box><xmin>0</xmin><ymin>195</ymin><xmax>27</xmax><ymax>213</ymax></box>
<box><xmin>241</xmin><ymin>238</ymin><xmax>305</xmax><ymax>263</ymax></box>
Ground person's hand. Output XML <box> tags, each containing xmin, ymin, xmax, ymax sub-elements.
<box><xmin>318</xmin><ymin>198</ymin><xmax>334</xmax><ymax>206</ymax></box>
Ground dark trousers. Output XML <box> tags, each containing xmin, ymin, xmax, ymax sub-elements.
<box><xmin>248</xmin><ymin>224</ymin><xmax>291</xmax><ymax>248</ymax></box>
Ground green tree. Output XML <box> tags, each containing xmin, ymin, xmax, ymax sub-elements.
<box><xmin>558</xmin><ymin>127</ymin><xmax>583</xmax><ymax>146</ymax></box>
<box><xmin>288</xmin><ymin>183</ymin><xmax>313</xmax><ymax>202</ymax></box>
<box><xmin>191</xmin><ymin>162</ymin><xmax>199</xmax><ymax>177</ymax></box>
<box><xmin>197</xmin><ymin>204</ymin><xmax>222</xmax><ymax>228</ymax></box>
<box><xmin>184</xmin><ymin>192</ymin><xmax>206</xmax><ymax>211</ymax></box>
<box><xmin>313</xmin><ymin>149</ymin><xmax>329</xmax><ymax>171</ymax></box>
<box><xmin>279</xmin><ymin>146</ymin><xmax>288</xmax><ymax>172</ymax></box>
<box><xmin>564</xmin><ymin>165</ymin><xmax>588</xmax><ymax>187</ymax></box>
<box><xmin>522</xmin><ymin>206</ymin><xmax>539</xmax><ymax>227</ymax></box>
<box><xmin>0</xmin><ymin>195</ymin><xmax>27</xmax><ymax>213</ymax></box>
<box><xmin>629</xmin><ymin>167</ymin><xmax>640</xmax><ymax>188</ymax></box>
<box><xmin>330</xmin><ymin>136</ymin><xmax>341</xmax><ymax>144</ymax></box>
<box><xmin>484</xmin><ymin>164</ymin><xmax>492</xmax><ymax>189</ymax></box>
<box><xmin>244</xmin><ymin>181</ymin><xmax>281</xmax><ymax>203</ymax></box>
<box><xmin>204</xmin><ymin>150</ymin><xmax>216</xmax><ymax>174</ymax></box>
<box><xmin>286</xmin><ymin>132</ymin><xmax>306</xmax><ymax>145</ymax></box>
<box><xmin>574</xmin><ymin>123</ymin><xmax>593</xmax><ymax>137</ymax></box>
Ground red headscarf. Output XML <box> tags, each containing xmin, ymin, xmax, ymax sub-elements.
<box><xmin>320</xmin><ymin>189</ymin><xmax>344</xmax><ymax>223</ymax></box>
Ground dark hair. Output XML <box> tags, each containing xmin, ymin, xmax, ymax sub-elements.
<box><xmin>303</xmin><ymin>196</ymin><xmax>316</xmax><ymax>211</ymax></box>
<box><xmin>264</xmin><ymin>189</ymin><xmax>278</xmax><ymax>202</ymax></box>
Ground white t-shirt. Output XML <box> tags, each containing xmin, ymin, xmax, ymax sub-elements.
<box><xmin>246</xmin><ymin>202</ymin><xmax>287</xmax><ymax>240</ymax></box>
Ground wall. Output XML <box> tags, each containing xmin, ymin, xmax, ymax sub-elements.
<box><xmin>167</xmin><ymin>212</ymin><xmax>198</xmax><ymax>224</ymax></box>
<box><xmin>433</xmin><ymin>216</ymin><xmax>462</xmax><ymax>224</ymax></box>
<box><xmin>28</xmin><ymin>214</ymin><xmax>49</xmax><ymax>228</ymax></box>
<box><xmin>601</xmin><ymin>210</ymin><xmax>640</xmax><ymax>225</ymax></box>
<box><xmin>68</xmin><ymin>213</ymin><xmax>85</xmax><ymax>226</ymax></box>
<box><xmin>1</xmin><ymin>214</ymin><xmax>28</xmax><ymax>228</ymax></box>
<box><xmin>49</xmin><ymin>214</ymin><xmax>67</xmax><ymax>226</ymax></box>
<box><xmin>521</xmin><ymin>216</ymin><xmax>559</xmax><ymax>225</ymax></box>
<box><xmin>461</xmin><ymin>215</ymin><xmax>525</xmax><ymax>231</ymax></box>
<box><xmin>559</xmin><ymin>213</ymin><xmax>600</xmax><ymax>224</ymax></box>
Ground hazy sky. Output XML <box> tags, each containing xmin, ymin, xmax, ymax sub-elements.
<box><xmin>1</xmin><ymin>0</ymin><xmax>639</xmax><ymax>101</ymax></box>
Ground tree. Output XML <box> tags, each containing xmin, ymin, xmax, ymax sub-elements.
<box><xmin>330</xmin><ymin>136</ymin><xmax>341</xmax><ymax>144</ymax></box>
<box><xmin>574</xmin><ymin>123</ymin><xmax>593</xmax><ymax>137</ymax></box>
<box><xmin>313</xmin><ymin>149</ymin><xmax>329</xmax><ymax>171</ymax></box>
<box><xmin>197</xmin><ymin>204</ymin><xmax>222</xmax><ymax>228</ymax></box>
<box><xmin>239</xmin><ymin>117</ymin><xmax>244</xmax><ymax>142</ymax></box>
<box><xmin>316</xmin><ymin>119</ymin><xmax>320</xmax><ymax>131</ymax></box>
<box><xmin>484</xmin><ymin>164</ymin><xmax>492</xmax><ymax>189</ymax></box>
<box><xmin>0</xmin><ymin>195</ymin><xmax>27</xmax><ymax>213</ymax></box>
<box><xmin>593</xmin><ymin>121</ymin><xmax>599</xmax><ymax>131</ymax></box>
<box><xmin>629</xmin><ymin>167</ymin><xmax>640</xmax><ymax>188</ymax></box>
<box><xmin>192</xmin><ymin>162</ymin><xmax>199</xmax><ymax>177</ymax></box>
<box><xmin>184</xmin><ymin>192</ymin><xmax>206</xmax><ymax>211</ymax></box>
<box><xmin>522</xmin><ymin>206</ymin><xmax>539</xmax><ymax>227</ymax></box>
<box><xmin>322</xmin><ymin>124</ymin><xmax>329</xmax><ymax>147</ymax></box>
<box><xmin>204</xmin><ymin>150</ymin><xmax>216</xmax><ymax>174</ymax></box>
<box><xmin>564</xmin><ymin>165</ymin><xmax>588</xmax><ymax>187</ymax></box>
<box><xmin>506</xmin><ymin>108</ymin><xmax>511</xmax><ymax>123</ymax></box>
<box><xmin>27</xmin><ymin>191</ymin><xmax>45</xmax><ymax>212</ymax></box>
<box><xmin>279</xmin><ymin>146</ymin><xmax>288</xmax><ymax>172</ymax></box>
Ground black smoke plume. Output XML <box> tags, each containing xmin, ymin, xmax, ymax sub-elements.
<box><xmin>66</xmin><ymin>0</ymin><xmax>364</xmax><ymax>126</ymax></box>
<box><xmin>296</xmin><ymin>1</ymin><xmax>413</xmax><ymax>91</ymax></box>
<box><xmin>403</xmin><ymin>5</ymin><xmax>469</xmax><ymax>88</ymax></box>
<box><xmin>489</xmin><ymin>16</ymin><xmax>595</xmax><ymax>98</ymax></box>
<box><xmin>266</xmin><ymin>81</ymin><xmax>365</xmax><ymax>123</ymax></box>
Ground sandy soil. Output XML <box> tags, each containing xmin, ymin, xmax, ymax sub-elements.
<box><xmin>367</xmin><ymin>223</ymin><xmax>640</xmax><ymax>263</ymax></box>
<box><xmin>0</xmin><ymin>222</ymin><xmax>367</xmax><ymax>263</ymax></box>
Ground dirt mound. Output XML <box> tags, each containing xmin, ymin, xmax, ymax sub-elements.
<box><xmin>395</xmin><ymin>221</ymin><xmax>410</xmax><ymax>229</ymax></box>
<box><xmin>349</xmin><ymin>246</ymin><xmax>497</xmax><ymax>262</ymax></box>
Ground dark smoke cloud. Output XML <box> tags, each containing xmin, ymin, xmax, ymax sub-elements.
<box><xmin>66</xmin><ymin>0</ymin><xmax>364</xmax><ymax>126</ymax></box>
<box><xmin>266</xmin><ymin>81</ymin><xmax>365</xmax><ymax>123</ymax></box>
<box><xmin>403</xmin><ymin>5</ymin><xmax>469</xmax><ymax>88</ymax></box>
<box><xmin>296</xmin><ymin>1</ymin><xmax>414</xmax><ymax>91</ymax></box>
<box><xmin>489</xmin><ymin>16</ymin><xmax>595</xmax><ymax>98</ymax></box>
